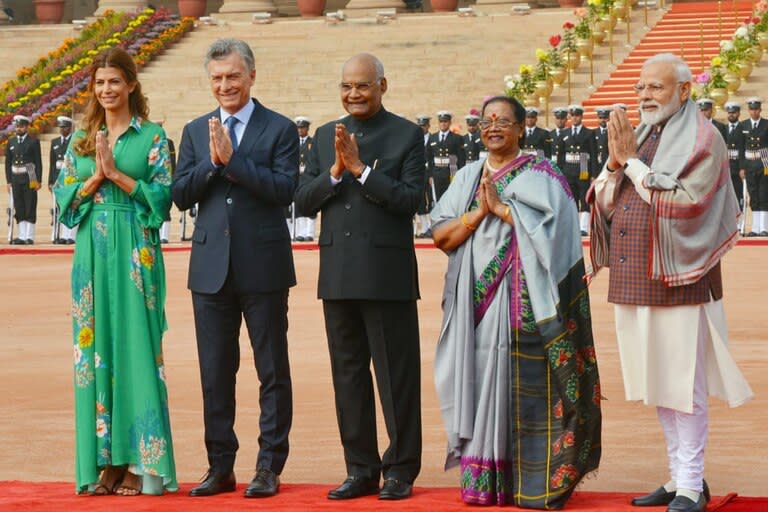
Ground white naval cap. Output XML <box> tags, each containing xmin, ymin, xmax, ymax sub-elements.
<box><xmin>293</xmin><ymin>116</ymin><xmax>311</xmax><ymax>127</ymax></box>
<box><xmin>746</xmin><ymin>97</ymin><xmax>763</xmax><ymax>108</ymax></box>
<box><xmin>437</xmin><ymin>110</ymin><xmax>453</xmax><ymax>121</ymax></box>
<box><xmin>725</xmin><ymin>101</ymin><xmax>741</xmax><ymax>112</ymax></box>
<box><xmin>13</xmin><ymin>114</ymin><xmax>31</xmax><ymax>124</ymax></box>
<box><xmin>525</xmin><ymin>107</ymin><xmax>540</xmax><ymax>116</ymax></box>
<box><xmin>56</xmin><ymin>115</ymin><xmax>73</xmax><ymax>126</ymax></box>
<box><xmin>612</xmin><ymin>103</ymin><xmax>628</xmax><ymax>110</ymax></box>
<box><xmin>696</xmin><ymin>98</ymin><xmax>714</xmax><ymax>109</ymax></box>
<box><xmin>568</xmin><ymin>104</ymin><xmax>584</xmax><ymax>114</ymax></box>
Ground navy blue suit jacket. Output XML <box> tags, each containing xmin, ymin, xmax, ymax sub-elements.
<box><xmin>172</xmin><ymin>99</ymin><xmax>299</xmax><ymax>294</ymax></box>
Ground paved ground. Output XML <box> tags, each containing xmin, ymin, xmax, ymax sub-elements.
<box><xmin>0</xmin><ymin>244</ymin><xmax>765</xmax><ymax>496</ymax></box>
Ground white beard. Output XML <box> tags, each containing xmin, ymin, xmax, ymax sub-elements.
<box><xmin>639</xmin><ymin>95</ymin><xmax>682</xmax><ymax>126</ymax></box>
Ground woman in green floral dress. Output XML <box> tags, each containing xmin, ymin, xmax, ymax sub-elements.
<box><xmin>54</xmin><ymin>47</ymin><xmax>177</xmax><ymax>496</ymax></box>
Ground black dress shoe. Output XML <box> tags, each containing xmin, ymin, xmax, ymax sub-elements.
<box><xmin>581</xmin><ymin>230</ymin><xmax>589</xmax><ymax>237</ymax></box>
<box><xmin>760</xmin><ymin>231</ymin><xmax>768</xmax><ymax>237</ymax></box>
<box><xmin>160</xmin><ymin>238</ymin><xmax>169</xmax><ymax>244</ymax></box>
<box><xmin>10</xmin><ymin>238</ymin><xmax>24</xmax><ymax>245</ymax></box>
<box><xmin>379</xmin><ymin>478</ymin><xmax>413</xmax><ymax>500</ymax></box>
<box><xmin>667</xmin><ymin>494</ymin><xmax>706</xmax><ymax>512</ymax></box>
<box><xmin>631</xmin><ymin>486</ymin><xmax>676</xmax><ymax>506</ymax></box>
<box><xmin>188</xmin><ymin>470</ymin><xmax>236</xmax><ymax>496</ymax></box>
<box><xmin>66</xmin><ymin>239</ymin><xmax>75</xmax><ymax>244</ymax></box>
<box><xmin>25</xmin><ymin>239</ymin><xmax>33</xmax><ymax>245</ymax></box>
<box><xmin>328</xmin><ymin>476</ymin><xmax>379</xmax><ymax>500</ymax></box>
<box><xmin>632</xmin><ymin>480</ymin><xmax>710</xmax><ymax>507</ymax></box>
<box><xmin>244</xmin><ymin>467</ymin><xmax>279</xmax><ymax>498</ymax></box>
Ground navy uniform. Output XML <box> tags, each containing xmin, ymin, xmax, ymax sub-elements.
<box><xmin>425</xmin><ymin>111</ymin><xmax>465</xmax><ymax>202</ymax></box>
<box><xmin>724</xmin><ymin>101</ymin><xmax>746</xmax><ymax>220</ymax></box>
<box><xmin>550</xmin><ymin>107</ymin><xmax>569</xmax><ymax>170</ymax></box>
<box><xmin>697</xmin><ymin>98</ymin><xmax>728</xmax><ymax>142</ymax></box>
<box><xmin>521</xmin><ymin>107</ymin><xmax>552</xmax><ymax>160</ymax></box>
<box><xmin>740</xmin><ymin>97</ymin><xmax>768</xmax><ymax>236</ymax></box>
<box><xmin>5</xmin><ymin>115</ymin><xmax>42</xmax><ymax>244</ymax></box>
<box><xmin>49</xmin><ymin>116</ymin><xmax>74</xmax><ymax>244</ymax></box>
<box><xmin>556</xmin><ymin>104</ymin><xmax>595</xmax><ymax>234</ymax></box>
<box><xmin>593</xmin><ymin>107</ymin><xmax>610</xmax><ymax>175</ymax></box>
<box><xmin>462</xmin><ymin>113</ymin><xmax>486</xmax><ymax>163</ymax></box>
<box><xmin>415</xmin><ymin>115</ymin><xmax>432</xmax><ymax>237</ymax></box>
<box><xmin>293</xmin><ymin>116</ymin><xmax>316</xmax><ymax>241</ymax></box>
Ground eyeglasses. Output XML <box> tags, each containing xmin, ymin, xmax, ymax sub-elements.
<box><xmin>339</xmin><ymin>81</ymin><xmax>380</xmax><ymax>93</ymax></box>
<box><xmin>632</xmin><ymin>81</ymin><xmax>684</xmax><ymax>95</ymax></box>
<box><xmin>478</xmin><ymin>117</ymin><xmax>517</xmax><ymax>130</ymax></box>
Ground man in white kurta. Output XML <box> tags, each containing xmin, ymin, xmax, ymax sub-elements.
<box><xmin>588</xmin><ymin>54</ymin><xmax>753</xmax><ymax>512</ymax></box>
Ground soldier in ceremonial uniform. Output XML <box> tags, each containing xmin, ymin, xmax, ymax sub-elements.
<box><xmin>550</xmin><ymin>106</ymin><xmax>569</xmax><ymax>169</ymax></box>
<box><xmin>292</xmin><ymin>116</ymin><xmax>316</xmax><ymax>241</ymax></box>
<box><xmin>425</xmin><ymin>111</ymin><xmax>465</xmax><ymax>202</ymax></box>
<box><xmin>556</xmin><ymin>104</ymin><xmax>595</xmax><ymax>234</ymax></box>
<box><xmin>48</xmin><ymin>116</ymin><xmax>75</xmax><ymax>244</ymax></box>
<box><xmin>593</xmin><ymin>107</ymin><xmax>610</xmax><ymax>175</ymax></box>
<box><xmin>724</xmin><ymin>101</ymin><xmax>746</xmax><ymax>225</ymax></box>
<box><xmin>414</xmin><ymin>115</ymin><xmax>432</xmax><ymax>238</ymax></box>
<box><xmin>5</xmin><ymin>115</ymin><xmax>42</xmax><ymax>244</ymax></box>
<box><xmin>521</xmin><ymin>107</ymin><xmax>552</xmax><ymax>159</ymax></box>
<box><xmin>697</xmin><ymin>98</ymin><xmax>728</xmax><ymax>141</ymax></box>
<box><xmin>462</xmin><ymin>111</ymin><xmax>486</xmax><ymax>163</ymax></box>
<box><xmin>740</xmin><ymin>97</ymin><xmax>768</xmax><ymax>236</ymax></box>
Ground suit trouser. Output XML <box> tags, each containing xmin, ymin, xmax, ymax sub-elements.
<box><xmin>323</xmin><ymin>299</ymin><xmax>422</xmax><ymax>483</ymax></box>
<box><xmin>744</xmin><ymin>161</ymin><xmax>768</xmax><ymax>211</ymax></box>
<box><xmin>432</xmin><ymin>167</ymin><xmax>451</xmax><ymax>203</ymax></box>
<box><xmin>11</xmin><ymin>183</ymin><xmax>37</xmax><ymax>223</ymax></box>
<box><xmin>192</xmin><ymin>275</ymin><xmax>292</xmax><ymax>475</ymax></box>
<box><xmin>729</xmin><ymin>163</ymin><xmax>744</xmax><ymax>208</ymax></box>
<box><xmin>563</xmin><ymin>169</ymin><xmax>589</xmax><ymax>212</ymax></box>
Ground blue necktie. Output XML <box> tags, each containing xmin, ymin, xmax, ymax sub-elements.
<box><xmin>225</xmin><ymin>116</ymin><xmax>239</xmax><ymax>152</ymax></box>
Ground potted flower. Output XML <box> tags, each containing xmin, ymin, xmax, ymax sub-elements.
<box><xmin>504</xmin><ymin>64</ymin><xmax>537</xmax><ymax>107</ymax></box>
<box><xmin>715</xmin><ymin>52</ymin><xmax>741</xmax><ymax>92</ymax></box>
<box><xmin>177</xmin><ymin>0</ymin><xmax>207</xmax><ymax>18</ymax></box>
<box><xmin>574</xmin><ymin>8</ymin><xmax>594</xmax><ymax>59</ymax></box>
<box><xmin>34</xmin><ymin>0</ymin><xmax>66</xmax><ymax>24</ymax></box>
<box><xmin>533</xmin><ymin>49</ymin><xmax>553</xmax><ymax>99</ymax></box>
<box><xmin>562</xmin><ymin>21</ymin><xmax>581</xmax><ymax>70</ymax></box>
<box><xmin>548</xmin><ymin>34</ymin><xmax>567</xmax><ymax>86</ymax></box>
<box><xmin>696</xmin><ymin>69</ymin><xmax>728</xmax><ymax>107</ymax></box>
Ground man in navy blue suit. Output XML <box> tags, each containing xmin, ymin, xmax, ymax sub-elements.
<box><xmin>172</xmin><ymin>38</ymin><xmax>299</xmax><ymax>499</ymax></box>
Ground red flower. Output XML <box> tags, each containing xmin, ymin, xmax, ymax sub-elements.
<box><xmin>550</xmin><ymin>34</ymin><xmax>561</xmax><ymax>47</ymax></box>
<box><xmin>563</xmin><ymin>21</ymin><xmax>574</xmax><ymax>30</ymax></box>
<box><xmin>753</xmin><ymin>16</ymin><xmax>761</xmax><ymax>24</ymax></box>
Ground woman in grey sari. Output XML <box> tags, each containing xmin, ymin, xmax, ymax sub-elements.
<box><xmin>431</xmin><ymin>96</ymin><xmax>601</xmax><ymax>509</ymax></box>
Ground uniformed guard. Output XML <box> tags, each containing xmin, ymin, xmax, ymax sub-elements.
<box><xmin>49</xmin><ymin>115</ymin><xmax>74</xmax><ymax>244</ymax></box>
<box><xmin>740</xmin><ymin>97</ymin><xmax>768</xmax><ymax>236</ymax></box>
<box><xmin>5</xmin><ymin>114</ymin><xmax>42</xmax><ymax>244</ymax></box>
<box><xmin>462</xmin><ymin>110</ymin><xmax>486</xmax><ymax>163</ymax></box>
<box><xmin>724</xmin><ymin>101</ymin><xmax>746</xmax><ymax>226</ymax></box>
<box><xmin>426</xmin><ymin>110</ymin><xmax>465</xmax><ymax>201</ymax></box>
<box><xmin>293</xmin><ymin>116</ymin><xmax>316</xmax><ymax>241</ymax></box>
<box><xmin>521</xmin><ymin>107</ymin><xmax>552</xmax><ymax>159</ymax></box>
<box><xmin>697</xmin><ymin>98</ymin><xmax>728</xmax><ymax>141</ymax></box>
<box><xmin>550</xmin><ymin>106</ymin><xmax>569</xmax><ymax>169</ymax></box>
<box><xmin>593</xmin><ymin>107</ymin><xmax>610</xmax><ymax>175</ymax></box>
<box><xmin>153</xmin><ymin>119</ymin><xmax>176</xmax><ymax>243</ymax></box>
<box><xmin>556</xmin><ymin>104</ymin><xmax>595</xmax><ymax>234</ymax></box>
<box><xmin>415</xmin><ymin>114</ymin><xmax>433</xmax><ymax>238</ymax></box>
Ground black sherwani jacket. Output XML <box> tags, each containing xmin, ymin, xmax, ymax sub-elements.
<box><xmin>294</xmin><ymin>107</ymin><xmax>424</xmax><ymax>301</ymax></box>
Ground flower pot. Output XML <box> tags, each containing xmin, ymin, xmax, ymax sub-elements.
<box><xmin>592</xmin><ymin>28</ymin><xmax>606</xmax><ymax>45</ymax></box>
<box><xmin>613</xmin><ymin>2</ymin><xmax>627</xmax><ymax>22</ymax></box>
<box><xmin>758</xmin><ymin>32</ymin><xmax>768</xmax><ymax>51</ymax></box>
<box><xmin>524</xmin><ymin>94</ymin><xmax>540</xmax><ymax>108</ymax></box>
<box><xmin>564</xmin><ymin>49</ymin><xmax>580</xmax><ymax>70</ymax></box>
<box><xmin>297</xmin><ymin>0</ymin><xmax>327</xmax><ymax>16</ymax></box>
<box><xmin>178</xmin><ymin>0</ymin><xmax>207</xmax><ymax>18</ymax></box>
<box><xmin>709</xmin><ymin>88</ymin><xmax>728</xmax><ymax>108</ymax></box>
<box><xmin>34</xmin><ymin>0</ymin><xmax>65</xmax><ymax>24</ymax></box>
<box><xmin>550</xmin><ymin>66</ymin><xmax>566</xmax><ymax>87</ymax></box>
<box><xmin>737</xmin><ymin>60</ymin><xmax>753</xmax><ymax>79</ymax></box>
<box><xmin>723</xmin><ymin>71</ymin><xmax>741</xmax><ymax>93</ymax></box>
<box><xmin>558</xmin><ymin>0</ymin><xmax>584</xmax><ymax>7</ymax></box>
<box><xmin>534</xmin><ymin>80</ymin><xmax>553</xmax><ymax>99</ymax></box>
<box><xmin>746</xmin><ymin>46</ymin><xmax>763</xmax><ymax>64</ymax></box>
<box><xmin>601</xmin><ymin>13</ymin><xmax>617</xmax><ymax>31</ymax></box>
<box><xmin>431</xmin><ymin>0</ymin><xmax>459</xmax><ymax>12</ymax></box>
<box><xmin>576</xmin><ymin>37</ymin><xmax>594</xmax><ymax>59</ymax></box>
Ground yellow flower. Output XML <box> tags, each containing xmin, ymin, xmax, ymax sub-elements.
<box><xmin>64</xmin><ymin>176</ymin><xmax>77</xmax><ymax>185</ymax></box>
<box><xmin>519</xmin><ymin>64</ymin><xmax>534</xmax><ymax>75</ymax></box>
<box><xmin>78</xmin><ymin>326</ymin><xmax>94</xmax><ymax>348</ymax></box>
<box><xmin>711</xmin><ymin>56</ymin><xmax>722</xmax><ymax>66</ymax></box>
<box><xmin>535</xmin><ymin>48</ymin><xmax>549</xmax><ymax>62</ymax></box>
<box><xmin>139</xmin><ymin>247</ymin><xmax>154</xmax><ymax>269</ymax></box>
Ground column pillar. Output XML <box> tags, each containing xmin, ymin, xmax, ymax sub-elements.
<box><xmin>93</xmin><ymin>0</ymin><xmax>148</xmax><ymax>16</ymax></box>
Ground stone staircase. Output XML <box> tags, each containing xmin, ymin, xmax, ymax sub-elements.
<box><xmin>582</xmin><ymin>1</ymin><xmax>759</xmax><ymax>126</ymax></box>
<box><xmin>0</xmin><ymin>24</ymin><xmax>80</xmax><ymax>85</ymax></box>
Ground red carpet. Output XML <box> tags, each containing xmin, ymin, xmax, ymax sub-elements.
<box><xmin>0</xmin><ymin>482</ymin><xmax>764</xmax><ymax>511</ymax></box>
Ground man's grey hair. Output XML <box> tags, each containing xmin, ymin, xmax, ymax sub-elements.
<box><xmin>342</xmin><ymin>53</ymin><xmax>385</xmax><ymax>81</ymax></box>
<box><xmin>204</xmin><ymin>38</ymin><xmax>255</xmax><ymax>72</ymax></box>
<box><xmin>642</xmin><ymin>53</ymin><xmax>692</xmax><ymax>82</ymax></box>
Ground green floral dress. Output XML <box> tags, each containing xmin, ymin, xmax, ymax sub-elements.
<box><xmin>53</xmin><ymin>117</ymin><xmax>178</xmax><ymax>494</ymax></box>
